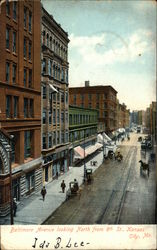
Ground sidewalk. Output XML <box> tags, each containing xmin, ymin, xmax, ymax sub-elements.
<box><xmin>0</xmin><ymin>150</ymin><xmax>104</xmax><ymax>225</ymax></box>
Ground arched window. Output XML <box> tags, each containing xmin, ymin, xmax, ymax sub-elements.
<box><xmin>56</xmin><ymin>42</ymin><xmax>58</xmax><ymax>54</ymax></box>
<box><xmin>55</xmin><ymin>66</ymin><xmax>58</xmax><ymax>79</ymax></box>
<box><xmin>53</xmin><ymin>39</ymin><xmax>55</xmax><ymax>52</ymax></box>
<box><xmin>53</xmin><ymin>64</ymin><xmax>55</xmax><ymax>78</ymax></box>
<box><xmin>65</xmin><ymin>50</ymin><xmax>67</xmax><ymax>61</ymax></box>
<box><xmin>58</xmin><ymin>67</ymin><xmax>60</xmax><ymax>80</ymax></box>
<box><xmin>43</xmin><ymin>30</ymin><xmax>45</xmax><ymax>45</ymax></box>
<box><xmin>61</xmin><ymin>68</ymin><xmax>64</xmax><ymax>82</ymax></box>
<box><xmin>50</xmin><ymin>36</ymin><xmax>52</xmax><ymax>50</ymax></box>
<box><xmin>47</xmin><ymin>33</ymin><xmax>49</xmax><ymax>47</ymax></box>
<box><xmin>42</xmin><ymin>58</ymin><xmax>46</xmax><ymax>74</ymax></box>
<box><xmin>63</xmin><ymin>49</ymin><xmax>65</xmax><ymax>59</ymax></box>
<box><xmin>58</xmin><ymin>44</ymin><xmax>60</xmax><ymax>56</ymax></box>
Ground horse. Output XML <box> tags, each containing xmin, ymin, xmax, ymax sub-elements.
<box><xmin>115</xmin><ymin>151</ymin><xmax>123</xmax><ymax>162</ymax></box>
<box><xmin>139</xmin><ymin>160</ymin><xmax>149</xmax><ymax>177</ymax></box>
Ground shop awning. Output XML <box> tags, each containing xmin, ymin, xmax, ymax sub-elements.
<box><xmin>85</xmin><ymin>145</ymin><xmax>96</xmax><ymax>155</ymax></box>
<box><xmin>95</xmin><ymin>142</ymin><xmax>103</xmax><ymax>150</ymax></box>
<box><xmin>97</xmin><ymin>133</ymin><xmax>112</xmax><ymax>144</ymax></box>
<box><xmin>85</xmin><ymin>143</ymin><xmax>103</xmax><ymax>155</ymax></box>
<box><xmin>74</xmin><ymin>146</ymin><xmax>87</xmax><ymax>160</ymax></box>
<box><xmin>49</xmin><ymin>84</ymin><xmax>58</xmax><ymax>93</ymax></box>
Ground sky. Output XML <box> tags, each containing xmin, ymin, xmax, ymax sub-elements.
<box><xmin>42</xmin><ymin>0</ymin><xmax>156</xmax><ymax>111</ymax></box>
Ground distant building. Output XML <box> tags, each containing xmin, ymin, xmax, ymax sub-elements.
<box><xmin>41</xmin><ymin>7</ymin><xmax>70</xmax><ymax>183</ymax></box>
<box><xmin>150</xmin><ymin>102</ymin><xmax>157</xmax><ymax>144</ymax></box>
<box><xmin>69</xmin><ymin>105</ymin><xmax>98</xmax><ymax>166</ymax></box>
<box><xmin>130</xmin><ymin>111</ymin><xmax>138</xmax><ymax>125</ymax></box>
<box><xmin>69</xmin><ymin>81</ymin><xmax>117</xmax><ymax>134</ymax></box>
<box><xmin>0</xmin><ymin>0</ymin><xmax>42</xmax><ymax>216</ymax></box>
<box><xmin>116</xmin><ymin>101</ymin><xmax>130</xmax><ymax>129</ymax></box>
<box><xmin>137</xmin><ymin>110</ymin><xmax>146</xmax><ymax>126</ymax></box>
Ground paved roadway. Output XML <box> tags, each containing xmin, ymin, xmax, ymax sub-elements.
<box><xmin>44</xmin><ymin>133</ymin><xmax>156</xmax><ymax>225</ymax></box>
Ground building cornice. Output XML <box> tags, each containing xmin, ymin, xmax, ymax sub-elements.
<box><xmin>0</xmin><ymin>82</ymin><xmax>41</xmax><ymax>95</ymax></box>
<box><xmin>42</xmin><ymin>7</ymin><xmax>69</xmax><ymax>43</ymax></box>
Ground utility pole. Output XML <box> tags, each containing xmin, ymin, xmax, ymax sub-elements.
<box><xmin>83</xmin><ymin>129</ymin><xmax>86</xmax><ymax>183</ymax></box>
<box><xmin>103</xmin><ymin>132</ymin><xmax>105</xmax><ymax>162</ymax></box>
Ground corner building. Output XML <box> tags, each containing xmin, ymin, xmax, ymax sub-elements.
<box><xmin>0</xmin><ymin>0</ymin><xmax>42</xmax><ymax>216</ymax></box>
<box><xmin>41</xmin><ymin>7</ymin><xmax>69</xmax><ymax>184</ymax></box>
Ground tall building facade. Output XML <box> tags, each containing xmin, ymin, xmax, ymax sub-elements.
<box><xmin>69</xmin><ymin>82</ymin><xmax>117</xmax><ymax>134</ymax></box>
<box><xmin>41</xmin><ymin>7</ymin><xmax>69</xmax><ymax>184</ymax></box>
<box><xmin>0</xmin><ymin>0</ymin><xmax>42</xmax><ymax>216</ymax></box>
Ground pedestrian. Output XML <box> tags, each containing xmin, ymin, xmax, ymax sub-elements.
<box><xmin>13</xmin><ymin>198</ymin><xmax>17</xmax><ymax>217</ymax></box>
<box><xmin>41</xmin><ymin>186</ymin><xmax>47</xmax><ymax>201</ymax></box>
<box><xmin>61</xmin><ymin>180</ymin><xmax>66</xmax><ymax>193</ymax></box>
<box><xmin>56</xmin><ymin>171</ymin><xmax>59</xmax><ymax>179</ymax></box>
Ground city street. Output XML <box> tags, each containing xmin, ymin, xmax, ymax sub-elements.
<box><xmin>44</xmin><ymin>133</ymin><xmax>156</xmax><ymax>225</ymax></box>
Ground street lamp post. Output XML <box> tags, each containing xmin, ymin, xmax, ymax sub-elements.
<box><xmin>103</xmin><ymin>132</ymin><xmax>105</xmax><ymax>162</ymax></box>
<box><xmin>9</xmin><ymin>138</ymin><xmax>14</xmax><ymax>225</ymax></box>
<box><xmin>83</xmin><ymin>129</ymin><xmax>86</xmax><ymax>183</ymax></box>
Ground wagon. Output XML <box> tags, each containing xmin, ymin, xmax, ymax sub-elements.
<box><xmin>66</xmin><ymin>181</ymin><xmax>79</xmax><ymax>199</ymax></box>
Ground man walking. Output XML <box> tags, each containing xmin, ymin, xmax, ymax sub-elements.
<box><xmin>41</xmin><ymin>186</ymin><xmax>47</xmax><ymax>201</ymax></box>
<box><xmin>61</xmin><ymin>180</ymin><xmax>66</xmax><ymax>193</ymax></box>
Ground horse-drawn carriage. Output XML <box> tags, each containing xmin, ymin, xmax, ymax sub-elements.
<box><xmin>139</xmin><ymin>160</ymin><xmax>149</xmax><ymax>177</ymax></box>
<box><xmin>66</xmin><ymin>181</ymin><xmax>79</xmax><ymax>198</ymax></box>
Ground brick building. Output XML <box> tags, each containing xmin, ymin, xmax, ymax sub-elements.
<box><xmin>69</xmin><ymin>81</ymin><xmax>117</xmax><ymax>134</ymax></box>
<box><xmin>117</xmin><ymin>101</ymin><xmax>130</xmax><ymax>129</ymax></box>
<box><xmin>41</xmin><ymin>7</ymin><xmax>70</xmax><ymax>184</ymax></box>
<box><xmin>0</xmin><ymin>0</ymin><xmax>42</xmax><ymax>216</ymax></box>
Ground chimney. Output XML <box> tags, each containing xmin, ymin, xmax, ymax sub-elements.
<box><xmin>85</xmin><ymin>81</ymin><xmax>90</xmax><ymax>87</ymax></box>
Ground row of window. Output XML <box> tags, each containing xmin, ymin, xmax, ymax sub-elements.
<box><xmin>24</xmin><ymin>6</ymin><xmax>32</xmax><ymax>32</ymax></box>
<box><xmin>24</xmin><ymin>98</ymin><xmax>34</xmax><ymax>118</ymax></box>
<box><xmin>6</xmin><ymin>95</ymin><xmax>34</xmax><ymax>119</ymax></box>
<box><xmin>6</xmin><ymin>61</ymin><xmax>32</xmax><ymax>87</ymax></box>
<box><xmin>11</xmin><ymin>130</ymin><xmax>32</xmax><ymax>164</ymax></box>
<box><xmin>42</xmin><ymin>85</ymin><xmax>68</xmax><ymax>104</ymax></box>
<box><xmin>42</xmin><ymin>130</ymin><xmax>69</xmax><ymax>150</ymax></box>
<box><xmin>73</xmin><ymin>93</ymin><xmax>116</xmax><ymax>102</ymax></box>
<box><xmin>69</xmin><ymin>114</ymin><xmax>97</xmax><ymax>126</ymax></box>
<box><xmin>6</xmin><ymin>0</ymin><xmax>17</xmax><ymax>20</ymax></box>
<box><xmin>6</xmin><ymin>27</ymin><xmax>32</xmax><ymax>60</ymax></box>
<box><xmin>24</xmin><ymin>37</ymin><xmax>32</xmax><ymax>60</ymax></box>
<box><xmin>6</xmin><ymin>62</ymin><xmax>16</xmax><ymax>84</ymax></box>
<box><xmin>42</xmin><ymin>29</ymin><xmax>68</xmax><ymax>61</ymax></box>
<box><xmin>42</xmin><ymin>109</ymin><xmax>68</xmax><ymax>125</ymax></box>
<box><xmin>6</xmin><ymin>1</ymin><xmax>32</xmax><ymax>33</ymax></box>
<box><xmin>69</xmin><ymin>128</ymin><xmax>97</xmax><ymax>142</ymax></box>
<box><xmin>42</xmin><ymin>58</ymin><xmax>68</xmax><ymax>83</ymax></box>
<box><xmin>6</xmin><ymin>95</ymin><xmax>18</xmax><ymax>118</ymax></box>
<box><xmin>6</xmin><ymin>27</ymin><xmax>17</xmax><ymax>52</ymax></box>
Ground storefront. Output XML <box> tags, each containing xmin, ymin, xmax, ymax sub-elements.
<box><xmin>42</xmin><ymin>149</ymin><xmax>69</xmax><ymax>183</ymax></box>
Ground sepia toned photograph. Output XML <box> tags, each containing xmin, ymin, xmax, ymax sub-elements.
<box><xmin>0</xmin><ymin>0</ymin><xmax>156</xmax><ymax>249</ymax></box>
